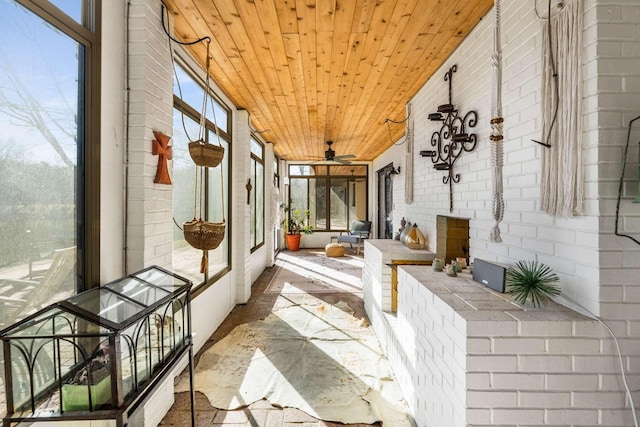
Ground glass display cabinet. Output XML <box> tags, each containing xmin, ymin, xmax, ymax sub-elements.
<box><xmin>1</xmin><ymin>266</ymin><xmax>195</xmax><ymax>427</ymax></box>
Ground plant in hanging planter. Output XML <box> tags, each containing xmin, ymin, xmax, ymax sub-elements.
<box><xmin>281</xmin><ymin>206</ymin><xmax>313</xmax><ymax>251</ymax></box>
<box><xmin>506</xmin><ymin>260</ymin><xmax>560</xmax><ymax>308</ymax></box>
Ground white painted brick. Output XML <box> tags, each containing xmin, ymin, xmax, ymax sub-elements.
<box><xmin>574</xmin><ymin>355</ymin><xmax>623</xmax><ymax>374</ymax></box>
<box><xmin>600</xmin><ymin>408</ymin><xmax>638</xmax><ymax>426</ymax></box>
<box><xmin>517</xmin><ymin>320</ymin><xmax>573</xmax><ymax>337</ymax></box>
<box><xmin>492</xmin><ymin>337</ymin><xmax>546</xmax><ymax>354</ymax></box>
<box><xmin>467</xmin><ymin>355</ymin><xmax>518</xmax><ymax>373</ymax></box>
<box><xmin>491</xmin><ymin>373</ymin><xmax>545</xmax><ymax>390</ymax></box>
<box><xmin>546</xmin><ymin>373</ymin><xmax>600</xmax><ymax>391</ymax></box>
<box><xmin>466</xmin><ymin>391</ymin><xmax>517</xmax><ymax>408</ymax></box>
<box><xmin>545</xmin><ymin>409</ymin><xmax>599</xmax><ymax>425</ymax></box>
<box><xmin>519</xmin><ymin>391</ymin><xmax>571</xmax><ymax>408</ymax></box>
<box><xmin>517</xmin><ymin>355</ymin><xmax>572</xmax><ymax>373</ymax></box>
<box><xmin>572</xmin><ymin>391</ymin><xmax>628</xmax><ymax>408</ymax></box>
<box><xmin>491</xmin><ymin>409</ymin><xmax>545</xmax><ymax>425</ymax></box>
<box><xmin>546</xmin><ymin>338</ymin><xmax>601</xmax><ymax>354</ymax></box>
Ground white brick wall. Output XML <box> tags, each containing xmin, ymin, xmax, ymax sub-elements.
<box><xmin>384</xmin><ymin>265</ymin><xmax>637</xmax><ymax>427</ymax></box>
<box><xmin>373</xmin><ymin>0</ymin><xmax>640</xmax><ymax>335</ymax></box>
<box><xmin>370</xmin><ymin>2</ymin><xmax>640</xmax><ymax>424</ymax></box>
<box><xmin>232</xmin><ymin>109</ymin><xmax>252</xmax><ymax>303</ymax></box>
<box><xmin>126</xmin><ymin>0</ymin><xmax>174</xmax><ymax>272</ymax></box>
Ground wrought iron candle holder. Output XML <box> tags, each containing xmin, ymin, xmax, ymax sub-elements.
<box><xmin>423</xmin><ymin>65</ymin><xmax>478</xmax><ymax>211</ymax></box>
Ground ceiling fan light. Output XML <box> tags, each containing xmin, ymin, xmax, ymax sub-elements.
<box><xmin>325</xmin><ymin>148</ymin><xmax>335</xmax><ymax>160</ymax></box>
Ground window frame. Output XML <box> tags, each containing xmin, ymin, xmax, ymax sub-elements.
<box><xmin>287</xmin><ymin>164</ymin><xmax>368</xmax><ymax>232</ymax></box>
<box><xmin>11</xmin><ymin>0</ymin><xmax>102</xmax><ymax>290</ymax></box>
<box><xmin>171</xmin><ymin>58</ymin><xmax>232</xmax><ymax>297</ymax></box>
<box><xmin>250</xmin><ymin>136</ymin><xmax>265</xmax><ymax>252</ymax></box>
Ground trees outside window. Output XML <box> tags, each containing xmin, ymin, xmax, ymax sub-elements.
<box><xmin>250</xmin><ymin>137</ymin><xmax>264</xmax><ymax>251</ymax></box>
<box><xmin>0</xmin><ymin>0</ymin><xmax>99</xmax><ymax>327</ymax></box>
<box><xmin>288</xmin><ymin>165</ymin><xmax>368</xmax><ymax>231</ymax></box>
<box><xmin>172</xmin><ymin>62</ymin><xmax>231</xmax><ymax>287</ymax></box>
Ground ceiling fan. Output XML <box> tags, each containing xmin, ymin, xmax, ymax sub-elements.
<box><xmin>319</xmin><ymin>141</ymin><xmax>356</xmax><ymax>164</ymax></box>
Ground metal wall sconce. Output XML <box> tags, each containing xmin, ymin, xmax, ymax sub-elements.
<box><xmin>390</xmin><ymin>166</ymin><xmax>401</xmax><ymax>175</ymax></box>
<box><xmin>424</xmin><ymin>64</ymin><xmax>478</xmax><ymax>212</ymax></box>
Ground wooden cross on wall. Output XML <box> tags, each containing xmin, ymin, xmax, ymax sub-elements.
<box><xmin>152</xmin><ymin>131</ymin><xmax>172</xmax><ymax>185</ymax></box>
<box><xmin>246</xmin><ymin>179</ymin><xmax>252</xmax><ymax>204</ymax></box>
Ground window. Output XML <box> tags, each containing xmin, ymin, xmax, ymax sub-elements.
<box><xmin>250</xmin><ymin>137</ymin><xmax>264</xmax><ymax>251</ymax></box>
<box><xmin>0</xmin><ymin>0</ymin><xmax>99</xmax><ymax>327</ymax></box>
<box><xmin>288</xmin><ymin>165</ymin><xmax>368</xmax><ymax>231</ymax></box>
<box><xmin>273</xmin><ymin>156</ymin><xmax>280</xmax><ymax>187</ymax></box>
<box><xmin>172</xmin><ymin>62</ymin><xmax>231</xmax><ymax>288</ymax></box>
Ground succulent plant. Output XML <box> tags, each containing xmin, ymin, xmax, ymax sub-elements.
<box><xmin>506</xmin><ymin>260</ymin><xmax>560</xmax><ymax>308</ymax></box>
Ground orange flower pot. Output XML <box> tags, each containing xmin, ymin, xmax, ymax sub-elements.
<box><xmin>285</xmin><ymin>234</ymin><xmax>301</xmax><ymax>251</ymax></box>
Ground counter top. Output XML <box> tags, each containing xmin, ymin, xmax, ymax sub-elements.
<box><xmin>399</xmin><ymin>264</ymin><xmax>590</xmax><ymax>322</ymax></box>
<box><xmin>365</xmin><ymin>239</ymin><xmax>435</xmax><ymax>261</ymax></box>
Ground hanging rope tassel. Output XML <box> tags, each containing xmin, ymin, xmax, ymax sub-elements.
<box><xmin>490</xmin><ymin>118</ymin><xmax>505</xmax><ymax>243</ymax></box>
<box><xmin>489</xmin><ymin>0</ymin><xmax>505</xmax><ymax>243</ymax></box>
<box><xmin>200</xmin><ymin>250</ymin><xmax>208</xmax><ymax>273</ymax></box>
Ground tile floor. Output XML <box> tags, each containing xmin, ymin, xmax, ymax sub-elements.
<box><xmin>160</xmin><ymin>249</ymin><xmax>382</xmax><ymax>427</ymax></box>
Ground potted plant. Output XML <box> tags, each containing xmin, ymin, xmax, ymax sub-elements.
<box><xmin>506</xmin><ymin>260</ymin><xmax>560</xmax><ymax>308</ymax></box>
<box><xmin>281</xmin><ymin>206</ymin><xmax>313</xmax><ymax>251</ymax></box>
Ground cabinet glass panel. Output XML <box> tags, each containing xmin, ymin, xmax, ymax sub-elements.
<box><xmin>1</xmin><ymin>266</ymin><xmax>192</xmax><ymax>424</ymax></box>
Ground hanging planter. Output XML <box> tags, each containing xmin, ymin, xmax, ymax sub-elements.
<box><xmin>170</xmin><ymin>39</ymin><xmax>227</xmax><ymax>274</ymax></box>
<box><xmin>183</xmin><ymin>218</ymin><xmax>226</xmax><ymax>251</ymax></box>
<box><xmin>188</xmin><ymin>139</ymin><xmax>224</xmax><ymax>168</ymax></box>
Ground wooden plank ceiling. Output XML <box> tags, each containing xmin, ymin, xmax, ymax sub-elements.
<box><xmin>163</xmin><ymin>0</ymin><xmax>494</xmax><ymax>162</ymax></box>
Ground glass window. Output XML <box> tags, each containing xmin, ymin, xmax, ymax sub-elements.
<box><xmin>0</xmin><ymin>0</ymin><xmax>97</xmax><ymax>326</ymax></box>
<box><xmin>172</xmin><ymin>62</ymin><xmax>231</xmax><ymax>287</ymax></box>
<box><xmin>47</xmin><ymin>0</ymin><xmax>83</xmax><ymax>24</ymax></box>
<box><xmin>173</xmin><ymin>64</ymin><xmax>229</xmax><ymax>134</ymax></box>
<box><xmin>288</xmin><ymin>165</ymin><xmax>368</xmax><ymax>231</ymax></box>
<box><xmin>250</xmin><ymin>137</ymin><xmax>264</xmax><ymax>251</ymax></box>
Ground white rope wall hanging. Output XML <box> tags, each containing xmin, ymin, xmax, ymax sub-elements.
<box><xmin>489</xmin><ymin>0</ymin><xmax>505</xmax><ymax>243</ymax></box>
<box><xmin>538</xmin><ymin>0</ymin><xmax>584</xmax><ymax>217</ymax></box>
<box><xmin>405</xmin><ymin>102</ymin><xmax>414</xmax><ymax>205</ymax></box>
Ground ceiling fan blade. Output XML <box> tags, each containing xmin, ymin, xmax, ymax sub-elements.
<box><xmin>334</xmin><ymin>158</ymin><xmax>352</xmax><ymax>164</ymax></box>
<box><xmin>334</xmin><ymin>154</ymin><xmax>356</xmax><ymax>159</ymax></box>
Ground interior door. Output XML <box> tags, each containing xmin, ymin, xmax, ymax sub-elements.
<box><xmin>377</xmin><ymin>164</ymin><xmax>394</xmax><ymax>239</ymax></box>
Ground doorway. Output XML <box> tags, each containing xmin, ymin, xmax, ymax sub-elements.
<box><xmin>377</xmin><ymin>164</ymin><xmax>394</xmax><ymax>239</ymax></box>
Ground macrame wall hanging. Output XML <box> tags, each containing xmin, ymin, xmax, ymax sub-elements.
<box><xmin>538</xmin><ymin>0</ymin><xmax>584</xmax><ymax>217</ymax></box>
<box><xmin>405</xmin><ymin>102</ymin><xmax>414</xmax><ymax>205</ymax></box>
<box><xmin>163</xmin><ymin>6</ymin><xmax>226</xmax><ymax>273</ymax></box>
<box><xmin>489</xmin><ymin>0</ymin><xmax>505</xmax><ymax>243</ymax></box>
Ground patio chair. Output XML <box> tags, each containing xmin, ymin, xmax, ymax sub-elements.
<box><xmin>336</xmin><ymin>220</ymin><xmax>371</xmax><ymax>255</ymax></box>
<box><xmin>0</xmin><ymin>246</ymin><xmax>76</xmax><ymax>328</ymax></box>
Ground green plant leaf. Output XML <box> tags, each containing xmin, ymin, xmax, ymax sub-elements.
<box><xmin>506</xmin><ymin>260</ymin><xmax>560</xmax><ymax>308</ymax></box>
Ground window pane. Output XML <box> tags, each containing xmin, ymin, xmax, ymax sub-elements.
<box><xmin>350</xmin><ymin>177</ymin><xmax>367</xmax><ymax>223</ymax></box>
<box><xmin>289</xmin><ymin>165</ymin><xmax>316</xmax><ymax>176</ymax></box>
<box><xmin>0</xmin><ymin>0</ymin><xmax>81</xmax><ymax>325</ymax></box>
<box><xmin>172</xmin><ymin>111</ymin><xmax>202</xmax><ymax>284</ymax></box>
<box><xmin>256</xmin><ymin>161</ymin><xmax>264</xmax><ymax>245</ymax></box>
<box><xmin>289</xmin><ymin>178</ymin><xmax>308</xmax><ymax>213</ymax></box>
<box><xmin>206</xmin><ymin>135</ymin><xmax>229</xmax><ymax>277</ymax></box>
<box><xmin>250</xmin><ymin>158</ymin><xmax>256</xmax><ymax>247</ymax></box>
<box><xmin>312</xmin><ymin>179</ymin><xmax>325</xmax><ymax>230</ymax></box>
<box><xmin>330</xmin><ymin>178</ymin><xmax>349</xmax><ymax>230</ymax></box>
<box><xmin>209</xmin><ymin>97</ymin><xmax>228</xmax><ymax>134</ymax></box>
<box><xmin>48</xmin><ymin>0</ymin><xmax>83</xmax><ymax>24</ymax></box>
<box><xmin>173</xmin><ymin>64</ymin><xmax>228</xmax><ymax>134</ymax></box>
<box><xmin>250</xmin><ymin>138</ymin><xmax>263</xmax><ymax>159</ymax></box>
